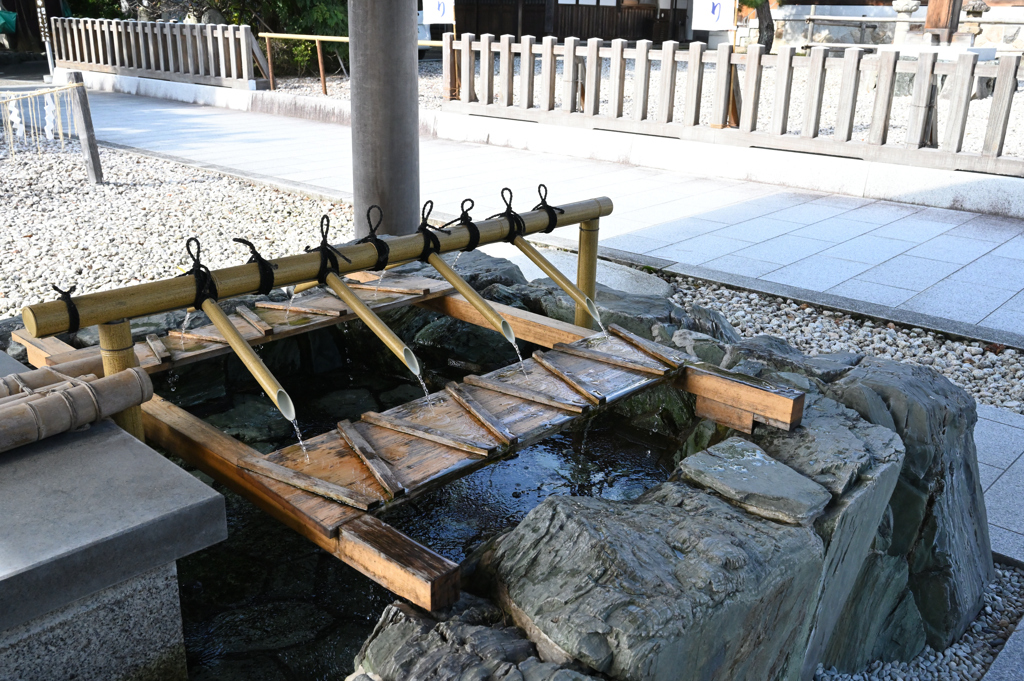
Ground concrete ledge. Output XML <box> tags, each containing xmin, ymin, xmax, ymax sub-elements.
<box><xmin>0</xmin><ymin>419</ymin><xmax>226</xmax><ymax>631</ymax></box>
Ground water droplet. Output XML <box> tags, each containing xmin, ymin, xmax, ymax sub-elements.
<box><xmin>451</xmin><ymin>252</ymin><xmax>463</xmax><ymax>270</ymax></box>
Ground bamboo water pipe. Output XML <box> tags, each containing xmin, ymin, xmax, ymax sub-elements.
<box><xmin>23</xmin><ymin>197</ymin><xmax>613</xmax><ymax>339</ymax></box>
<box><xmin>512</xmin><ymin>236</ymin><xmax>601</xmax><ymax>327</ymax></box>
<box><xmin>201</xmin><ymin>300</ymin><xmax>296</xmax><ymax>421</ymax></box>
<box><xmin>324</xmin><ymin>273</ymin><xmax>421</xmax><ymax>376</ymax></box>
<box><xmin>426</xmin><ymin>253</ymin><xmax>515</xmax><ymax>344</ymax></box>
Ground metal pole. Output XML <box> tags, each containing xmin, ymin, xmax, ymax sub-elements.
<box><xmin>97</xmin><ymin>319</ymin><xmax>145</xmax><ymax>441</ymax></box>
<box><xmin>316</xmin><ymin>38</ymin><xmax>327</xmax><ymax>95</ymax></box>
<box><xmin>575</xmin><ymin>219</ymin><xmax>599</xmax><ymax>329</ymax></box>
<box><xmin>265</xmin><ymin>36</ymin><xmax>275</xmax><ymax>90</ymax></box>
<box><xmin>349</xmin><ymin>0</ymin><xmax>421</xmax><ymax>237</ymax></box>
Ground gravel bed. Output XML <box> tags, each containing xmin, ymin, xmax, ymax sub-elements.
<box><xmin>671</xmin><ymin>277</ymin><xmax>1024</xmax><ymax>414</ymax></box>
<box><xmin>813</xmin><ymin>564</ymin><xmax>1024</xmax><ymax>681</ymax></box>
<box><xmin>0</xmin><ymin>139</ymin><xmax>354</xmax><ymax>320</ymax></box>
<box><xmin>271</xmin><ymin>56</ymin><xmax>1024</xmax><ymax>159</ymax></box>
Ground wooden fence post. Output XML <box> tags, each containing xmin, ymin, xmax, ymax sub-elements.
<box><xmin>683</xmin><ymin>41</ymin><xmax>705</xmax><ymax>126</ymax></box>
<box><xmin>499</xmin><ymin>34</ymin><xmax>514</xmax><ymax>106</ymax></box>
<box><xmin>771</xmin><ymin>46</ymin><xmax>796</xmax><ymax>135</ymax></box>
<box><xmin>657</xmin><ymin>40</ymin><xmax>678</xmax><ymax>124</ymax></box>
<box><xmin>316</xmin><ymin>38</ymin><xmax>327</xmax><ymax>95</ymax></box>
<box><xmin>710</xmin><ymin>43</ymin><xmax>733</xmax><ymax>128</ymax></box>
<box><xmin>633</xmin><ymin>39</ymin><xmax>651</xmax><ymax>121</ymax></box>
<box><xmin>906</xmin><ymin>51</ymin><xmax>937</xmax><ymax>147</ymax></box>
<box><xmin>67</xmin><ymin>71</ymin><xmax>103</xmax><ymax>185</ymax></box>
<box><xmin>609</xmin><ymin>38</ymin><xmax>626</xmax><ymax>118</ymax></box>
<box><xmin>739</xmin><ymin>43</ymin><xmax>764</xmax><ymax>133</ymax></box>
<box><xmin>442</xmin><ymin>32</ymin><xmax>455</xmax><ymax>100</ymax></box>
<box><xmin>461</xmin><ymin>33</ymin><xmax>477</xmax><ymax>103</ymax></box>
<box><xmin>868</xmin><ymin>49</ymin><xmax>899</xmax><ymax>145</ymax></box>
<box><xmin>983</xmin><ymin>55</ymin><xmax>1021</xmax><ymax>157</ymax></box>
<box><xmin>266</xmin><ymin>35</ymin><xmax>276</xmax><ymax>90</ymax></box>
<box><xmin>520</xmin><ymin>35</ymin><xmax>536</xmax><ymax>109</ymax></box>
<box><xmin>834</xmin><ymin>47</ymin><xmax>863</xmax><ymax>142</ymax></box>
<box><xmin>540</xmin><ymin>36</ymin><xmax>556</xmax><ymax>111</ymax></box>
<box><xmin>801</xmin><ymin>46</ymin><xmax>828</xmax><ymax>138</ymax></box>
<box><xmin>480</xmin><ymin>33</ymin><xmax>495</xmax><ymax>105</ymax></box>
<box><xmin>941</xmin><ymin>52</ymin><xmax>978</xmax><ymax>152</ymax></box>
<box><xmin>562</xmin><ymin>36</ymin><xmax>580</xmax><ymax>113</ymax></box>
<box><xmin>584</xmin><ymin>37</ymin><xmax>601</xmax><ymax>116</ymax></box>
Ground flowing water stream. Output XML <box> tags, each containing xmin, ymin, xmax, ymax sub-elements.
<box><xmin>179</xmin><ymin>311</ymin><xmax>192</xmax><ymax>350</ymax></box>
<box><xmin>372</xmin><ymin>270</ymin><xmax>388</xmax><ymax>298</ymax></box>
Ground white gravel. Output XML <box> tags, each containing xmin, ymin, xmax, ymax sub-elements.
<box><xmin>814</xmin><ymin>565</ymin><xmax>1024</xmax><ymax>681</ymax></box>
<box><xmin>671</xmin><ymin>277</ymin><xmax>1024</xmax><ymax>415</ymax></box>
<box><xmin>0</xmin><ymin>139</ymin><xmax>354</xmax><ymax>320</ymax></box>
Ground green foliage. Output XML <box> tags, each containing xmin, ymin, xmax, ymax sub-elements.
<box><xmin>291</xmin><ymin>40</ymin><xmax>311</xmax><ymax>74</ymax></box>
<box><xmin>66</xmin><ymin>0</ymin><xmax>126</xmax><ymax>19</ymax></box>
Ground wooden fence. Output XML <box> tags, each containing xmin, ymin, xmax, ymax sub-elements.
<box><xmin>441</xmin><ymin>33</ymin><xmax>1024</xmax><ymax>178</ymax></box>
<box><xmin>51</xmin><ymin>18</ymin><xmax>270</xmax><ymax>89</ymax></box>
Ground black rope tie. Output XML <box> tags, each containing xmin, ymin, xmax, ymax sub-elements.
<box><xmin>52</xmin><ymin>284</ymin><xmax>80</xmax><ymax>334</ymax></box>
<box><xmin>533</xmin><ymin>184</ymin><xmax>565</xmax><ymax>234</ymax></box>
<box><xmin>488</xmin><ymin>188</ymin><xmax>526</xmax><ymax>244</ymax></box>
<box><xmin>233</xmin><ymin>238</ymin><xmax>277</xmax><ymax>295</ymax></box>
<box><xmin>356</xmin><ymin>205</ymin><xmax>391</xmax><ymax>271</ymax></box>
<box><xmin>417</xmin><ymin>200</ymin><xmax>449</xmax><ymax>262</ymax></box>
<box><xmin>305</xmin><ymin>215</ymin><xmax>351</xmax><ymax>285</ymax></box>
<box><xmin>441</xmin><ymin>198</ymin><xmax>480</xmax><ymax>253</ymax></box>
<box><xmin>179</xmin><ymin>237</ymin><xmax>219</xmax><ymax>309</ymax></box>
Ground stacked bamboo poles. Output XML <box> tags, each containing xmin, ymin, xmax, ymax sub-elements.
<box><xmin>23</xmin><ymin>197</ymin><xmax>613</xmax><ymax>339</ymax></box>
<box><xmin>0</xmin><ymin>356</ymin><xmax>105</xmax><ymax>398</ymax></box>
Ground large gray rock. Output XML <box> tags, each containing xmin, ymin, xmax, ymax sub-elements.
<box><xmin>825</xmin><ymin>357</ymin><xmax>993</xmax><ymax>648</ymax></box>
<box><xmin>352</xmin><ymin>595</ymin><xmax>599</xmax><ymax>681</ymax></box>
<box><xmin>509</xmin><ymin>280</ymin><xmax>693</xmax><ymax>341</ymax></box>
<box><xmin>727</xmin><ymin>335</ymin><xmax>864</xmax><ymax>383</ymax></box>
<box><xmin>204</xmin><ymin>394</ymin><xmax>293</xmax><ymax>443</ymax></box>
<box><xmin>390</xmin><ymin>250</ymin><xmax>529</xmax><ymax>291</ymax></box>
<box><xmin>689</xmin><ymin>304</ymin><xmax>742</xmax><ymax>344</ymax></box>
<box><xmin>677</xmin><ymin>437</ymin><xmax>831</xmax><ymax>525</ymax></box>
<box><xmin>480</xmin><ymin>484</ymin><xmax>824</xmax><ymax>681</ymax></box>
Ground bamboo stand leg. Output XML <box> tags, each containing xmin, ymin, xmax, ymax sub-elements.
<box><xmin>316</xmin><ymin>39</ymin><xmax>327</xmax><ymax>95</ymax></box>
<box><xmin>201</xmin><ymin>300</ymin><xmax>295</xmax><ymax>421</ymax></box>
<box><xmin>98</xmin><ymin>319</ymin><xmax>144</xmax><ymax>441</ymax></box>
<box><xmin>266</xmin><ymin>36</ymin><xmax>275</xmax><ymax>90</ymax></box>
<box><xmin>427</xmin><ymin>253</ymin><xmax>515</xmax><ymax>343</ymax></box>
<box><xmin>324</xmin><ymin>273</ymin><xmax>421</xmax><ymax>376</ymax></box>
<box><xmin>513</xmin><ymin>236</ymin><xmax>601</xmax><ymax>326</ymax></box>
<box><xmin>576</xmin><ymin>218</ymin><xmax>599</xmax><ymax>330</ymax></box>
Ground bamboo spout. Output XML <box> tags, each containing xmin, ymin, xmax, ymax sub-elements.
<box><xmin>324</xmin><ymin>273</ymin><xmax>421</xmax><ymax>376</ymax></box>
<box><xmin>201</xmin><ymin>300</ymin><xmax>296</xmax><ymax>421</ymax></box>
<box><xmin>426</xmin><ymin>253</ymin><xmax>515</xmax><ymax>344</ymax></box>
<box><xmin>512</xmin><ymin>237</ymin><xmax>601</xmax><ymax>327</ymax></box>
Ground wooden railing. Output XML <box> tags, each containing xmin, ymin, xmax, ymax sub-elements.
<box><xmin>51</xmin><ymin>18</ymin><xmax>270</xmax><ymax>90</ymax></box>
<box><xmin>441</xmin><ymin>33</ymin><xmax>1024</xmax><ymax>178</ymax></box>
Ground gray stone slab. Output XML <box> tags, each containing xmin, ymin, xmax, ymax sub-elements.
<box><xmin>984</xmin><ymin>457</ymin><xmax>1024</xmax><ymax>535</ymax></box>
<box><xmin>767</xmin><ymin>201</ymin><xmax>853</xmax><ymax>225</ymax></box>
<box><xmin>905</xmin><ymin>234</ymin><xmax>999</xmax><ymax>265</ymax></box>
<box><xmin>839</xmin><ymin>201</ymin><xmax>922</xmax><ymax>225</ymax></box>
<box><xmin>949</xmin><ymin>255</ymin><xmax>1024</xmax><ymax>291</ymax></box>
<box><xmin>900</xmin><ymin>280</ymin><xmax>1018</xmax><ymax>326</ymax></box>
<box><xmin>945</xmin><ymin>217</ymin><xmax>1023</xmax><ymax>243</ymax></box>
<box><xmin>790</xmin><ymin>217</ymin><xmax>880</xmax><ymax>243</ymax></box>
<box><xmin>701</xmin><ymin>254</ymin><xmax>781</xmax><ymax>278</ymax></box>
<box><xmin>913</xmin><ymin>207</ymin><xmax>979</xmax><ymax>226</ymax></box>
<box><xmin>630</xmin><ymin>217</ymin><xmax>729</xmax><ymax>243</ymax></box>
<box><xmin>713</xmin><ymin>216</ymin><xmax>804</xmax><ymax>242</ymax></box>
<box><xmin>0</xmin><ymin>352</ymin><xmax>27</xmax><ymax>376</ymax></box>
<box><xmin>978</xmin><ymin>404</ymin><xmax>1024</xmax><ymax>430</ymax></box>
<box><xmin>821</xmin><ymin>234</ymin><xmax>917</xmax><ymax>265</ymax></box>
<box><xmin>827</xmin><ymin>279</ymin><xmax>918</xmax><ymax>308</ymax></box>
<box><xmin>0</xmin><ymin>420</ymin><xmax>226</xmax><ymax>631</ymax></box>
<box><xmin>761</xmin><ymin>255</ymin><xmax>873</xmax><ymax>292</ymax></box>
<box><xmin>649</xmin><ymin>233</ymin><xmax>748</xmax><ymax>265</ymax></box>
<box><xmin>989</xmin><ymin>524</ymin><xmax>1024</xmax><ymax>567</ymax></box>
<box><xmin>980</xmin><ymin>307</ymin><xmax>1024</xmax><ymax>335</ymax></box>
<box><xmin>982</xmin><ymin>614</ymin><xmax>1024</xmax><ymax>681</ymax></box>
<box><xmin>979</xmin><ymin>462</ymin><xmax>1004</xmax><ymax>491</ymax></box>
<box><xmin>733</xmin><ymin>234</ymin><xmax>833</xmax><ymax>266</ymax></box>
<box><xmin>677</xmin><ymin>437</ymin><xmax>832</xmax><ymax>524</ymax></box>
<box><xmin>872</xmin><ymin>216</ymin><xmax>954</xmax><ymax>242</ymax></box>
<box><xmin>974</xmin><ymin>416</ymin><xmax>1024</xmax><ymax>470</ymax></box>
<box><xmin>992</xmin><ymin>234</ymin><xmax>1024</xmax><ymax>260</ymax></box>
<box><xmin>857</xmin><ymin>255</ymin><xmax>963</xmax><ymax>292</ymax></box>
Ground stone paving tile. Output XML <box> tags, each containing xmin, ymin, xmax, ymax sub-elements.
<box><xmin>761</xmin><ymin>255</ymin><xmax>873</xmax><ymax>291</ymax></box>
<box><xmin>765</xmin><ymin>201</ymin><xmax>855</xmax><ymax>225</ymax></box>
<box><xmin>732</xmin><ymin>234</ymin><xmax>833</xmax><ymax>266</ymax></box>
<box><xmin>950</xmin><ymin>255</ymin><xmax>1024</xmax><ymax>291</ymax></box>
<box><xmin>905</xmin><ymin>234</ymin><xmax>999</xmax><ymax>265</ymax></box>
<box><xmin>974</xmin><ymin>419</ymin><xmax>1024</xmax><ymax>470</ymax></box>
<box><xmin>601</xmin><ymin>234</ymin><xmax>674</xmax><ymax>255</ymax></box>
<box><xmin>992</xmin><ymin>235</ymin><xmax>1024</xmax><ymax>261</ymax></box>
<box><xmin>979</xmin><ymin>404</ymin><xmax>1024</xmax><ymax>429</ymax></box>
<box><xmin>946</xmin><ymin>217</ymin><xmax>1024</xmax><ymax>244</ymax></box>
<box><xmin>820</xmin><ymin>234</ymin><xmax>917</xmax><ymax>265</ymax></box>
<box><xmin>872</xmin><ymin>216</ymin><xmax>955</xmax><ymax>243</ymax></box>
<box><xmin>827</xmin><ymin>279</ymin><xmax>918</xmax><ymax>307</ymax></box>
<box><xmin>695</xmin><ymin>201</ymin><xmax>790</xmax><ymax>225</ymax></box>
<box><xmin>700</xmin><ymin>254</ymin><xmax>782</xmax><ymax>278</ymax></box>
<box><xmin>840</xmin><ymin>201</ymin><xmax>923</xmax><ymax>225</ymax></box>
<box><xmin>649</xmin><ymin>234</ymin><xmax>750</xmax><ymax>265</ymax></box>
<box><xmin>857</xmin><ymin>255</ymin><xmax>963</xmax><ymax>291</ymax></box>
<box><xmin>985</xmin><ymin>458</ymin><xmax>1024</xmax><ymax>534</ymax></box>
<box><xmin>712</xmin><ymin>216</ymin><xmax>804</xmax><ymax>242</ymax></box>
<box><xmin>629</xmin><ymin>217</ymin><xmax>729</xmax><ymax>243</ymax></box>
<box><xmin>988</xmin><ymin>524</ymin><xmax>1024</xmax><ymax>566</ymax></box>
<box><xmin>899</xmin><ymin>280</ymin><xmax>1017</xmax><ymax>325</ymax></box>
<box><xmin>804</xmin><ymin>195</ymin><xmax>875</xmax><ymax>210</ymax></box>
<box><xmin>913</xmin><ymin>206</ymin><xmax>980</xmax><ymax>225</ymax></box>
<box><xmin>788</xmin><ymin>217</ymin><xmax>880</xmax><ymax>243</ymax></box>
<box><xmin>981</xmin><ymin>307</ymin><xmax>1024</xmax><ymax>336</ymax></box>
<box><xmin>980</xmin><ymin>462</ymin><xmax>1004</xmax><ymax>491</ymax></box>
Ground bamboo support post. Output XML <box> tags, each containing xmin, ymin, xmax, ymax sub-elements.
<box><xmin>575</xmin><ymin>218</ymin><xmax>599</xmax><ymax>329</ymax></box>
<box><xmin>316</xmin><ymin>38</ymin><xmax>326</xmax><ymax>95</ymax></box>
<box><xmin>427</xmin><ymin>253</ymin><xmax>514</xmax><ymax>344</ymax></box>
<box><xmin>324</xmin><ymin>273</ymin><xmax>421</xmax><ymax>376</ymax></box>
<box><xmin>201</xmin><ymin>300</ymin><xmax>296</xmax><ymax>421</ymax></box>
<box><xmin>23</xmin><ymin>197</ymin><xmax>614</xmax><ymax>338</ymax></box>
<box><xmin>97</xmin><ymin>319</ymin><xmax>145</xmax><ymax>440</ymax></box>
<box><xmin>513</xmin><ymin>236</ymin><xmax>601</xmax><ymax>327</ymax></box>
<box><xmin>265</xmin><ymin>35</ymin><xmax>275</xmax><ymax>90</ymax></box>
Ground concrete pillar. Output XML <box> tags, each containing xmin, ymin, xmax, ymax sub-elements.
<box><xmin>350</xmin><ymin>0</ymin><xmax>420</xmax><ymax>238</ymax></box>
<box><xmin>892</xmin><ymin>0</ymin><xmax>922</xmax><ymax>44</ymax></box>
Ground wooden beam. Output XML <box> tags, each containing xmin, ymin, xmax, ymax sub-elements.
<box><xmin>607</xmin><ymin>324</ymin><xmax>683</xmax><ymax>370</ymax></box>
<box><xmin>463</xmin><ymin>374</ymin><xmax>587</xmax><ymax>413</ymax></box>
<box><xmin>361</xmin><ymin>411</ymin><xmax>496</xmax><ymax>457</ymax></box>
<box><xmin>238</xmin><ymin>455</ymin><xmax>381</xmax><ymax>510</ymax></box>
<box><xmin>11</xmin><ymin>329</ymin><xmax>75</xmax><ymax>368</ymax></box>
<box><xmin>146</xmin><ymin>333</ymin><xmax>171</xmax><ymax>361</ymax></box>
<box><xmin>551</xmin><ymin>342</ymin><xmax>667</xmax><ymax>376</ymax></box>
<box><xmin>418</xmin><ymin>294</ymin><xmax>594</xmax><ymax>348</ymax></box>
<box><xmin>336</xmin><ymin>420</ymin><xmax>406</xmax><ymax>498</ymax></box>
<box><xmin>532</xmin><ymin>350</ymin><xmax>605</xmax><ymax>405</ymax></box>
<box><xmin>694</xmin><ymin>394</ymin><xmax>755</xmax><ymax>434</ymax></box>
<box><xmin>676</xmin><ymin>364</ymin><xmax>805</xmax><ymax>430</ymax></box>
<box><xmin>235</xmin><ymin>306</ymin><xmax>272</xmax><ymax>335</ymax></box>
<box><xmin>445</xmin><ymin>382</ymin><xmax>517</xmax><ymax>445</ymax></box>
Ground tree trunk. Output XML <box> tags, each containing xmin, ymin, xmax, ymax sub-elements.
<box><xmin>756</xmin><ymin>1</ymin><xmax>775</xmax><ymax>53</ymax></box>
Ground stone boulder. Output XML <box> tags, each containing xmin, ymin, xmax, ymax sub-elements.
<box><xmin>350</xmin><ymin>594</ymin><xmax>599</xmax><ymax>681</ymax></box>
<box><xmin>477</xmin><ymin>485</ymin><xmax>824</xmax><ymax>681</ymax></box>
<box><xmin>204</xmin><ymin>394</ymin><xmax>294</xmax><ymax>443</ymax></box>
<box><xmin>390</xmin><ymin>250</ymin><xmax>529</xmax><ymax>292</ymax></box>
<box><xmin>726</xmin><ymin>335</ymin><xmax>864</xmax><ymax>383</ymax></box>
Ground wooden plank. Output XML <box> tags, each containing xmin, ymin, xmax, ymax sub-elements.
<box><xmin>336</xmin><ymin>419</ymin><xmax>405</xmax><ymax>498</ymax></box>
<box><xmin>532</xmin><ymin>350</ymin><xmax>605</xmax><ymax>405</ymax></box>
<box><xmin>235</xmin><ymin>306</ymin><xmax>272</xmax><ymax>335</ymax></box>
<box><xmin>499</xmin><ymin>34</ymin><xmax>513</xmax><ymax>107</ymax></box>
<box><xmin>445</xmin><ymin>382</ymin><xmax>517</xmax><ymax>444</ymax></box>
<box><xmin>656</xmin><ymin>41</ymin><xmax>678</xmax><ymax>124</ymax></box>
<box><xmin>711</xmin><ymin>43</ymin><xmax>733</xmax><ymax>128</ymax></box>
<box><xmin>802</xmin><ymin>46</ymin><xmax>828</xmax><ymax>138</ymax></box>
<box><xmin>145</xmin><ymin>333</ymin><xmax>171</xmax><ymax>361</ymax></box>
<box><xmin>142</xmin><ymin>396</ymin><xmax>358</xmax><ymax>537</ymax></box>
<box><xmin>239</xmin><ymin>455</ymin><xmax>380</xmax><ymax>510</ymax></box>
<box><xmin>941</xmin><ymin>52</ymin><xmax>978</xmax><ymax>153</ymax></box>
<box><xmin>633</xmin><ymin>39</ymin><xmax>651</xmax><ymax>121</ymax></box>
<box><xmin>464</xmin><ymin>374</ymin><xmax>586</xmax><ymax>413</ymax></box>
<box><xmin>337</xmin><ymin>515</ymin><xmax>461</xmax><ymax>611</ymax></box>
<box><xmin>739</xmin><ymin>43</ymin><xmax>763</xmax><ymax>133</ymax></box>
<box><xmin>834</xmin><ymin>47</ymin><xmax>863</xmax><ymax>142</ymax></box>
<box><xmin>361</xmin><ymin>411</ymin><xmax>495</xmax><ymax>457</ymax></box>
<box><xmin>344</xmin><ymin>282</ymin><xmax>430</xmax><ymax>296</ymax></box>
<box><xmin>983</xmin><ymin>54</ymin><xmax>1020</xmax><ymax>157</ymax></box>
<box><xmin>906</xmin><ymin>52</ymin><xmax>938</xmax><ymax>148</ymax></box>
<box><xmin>607</xmin><ymin>324</ymin><xmax>683</xmax><ymax>370</ymax></box>
<box><xmin>609</xmin><ymin>38</ymin><xmax>626</xmax><ymax>118</ymax></box>
<box><xmin>418</xmin><ymin>294</ymin><xmax>592</xmax><ymax>348</ymax></box>
<box><xmin>166</xmin><ymin>314</ymin><xmax>264</xmax><ymax>344</ymax></box>
<box><xmin>11</xmin><ymin>329</ymin><xmax>75</xmax><ymax>369</ymax></box>
<box><xmin>676</xmin><ymin>364</ymin><xmax>805</xmax><ymax>430</ymax></box>
<box><xmin>694</xmin><ymin>394</ymin><xmax>755</xmax><ymax>434</ymax></box>
<box><xmin>683</xmin><ymin>41</ymin><xmax>705</xmax><ymax>126</ymax></box>
<box><xmin>868</xmin><ymin>48</ymin><xmax>899</xmax><ymax>145</ymax></box>
<box><xmin>551</xmin><ymin>342</ymin><xmax>667</xmax><ymax>376</ymax></box>
<box><xmin>520</xmin><ymin>35</ymin><xmax>536</xmax><ymax>109</ymax></box>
